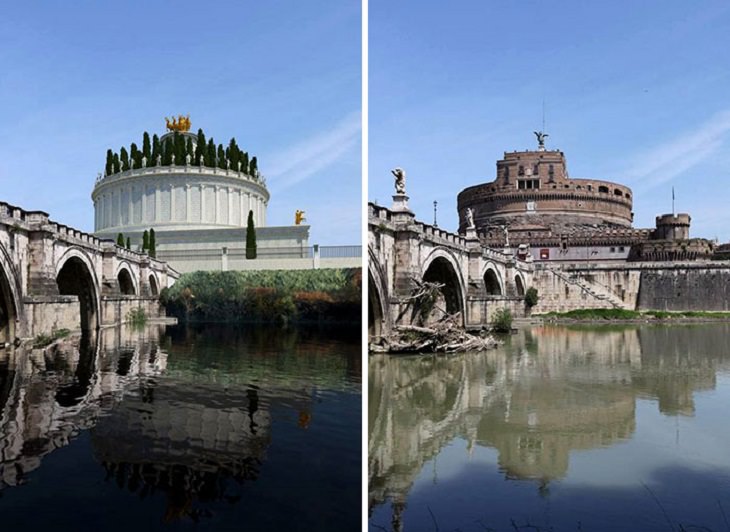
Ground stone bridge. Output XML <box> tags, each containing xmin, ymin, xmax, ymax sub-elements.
<box><xmin>0</xmin><ymin>201</ymin><xmax>178</xmax><ymax>343</ymax></box>
<box><xmin>368</xmin><ymin>201</ymin><xmax>533</xmax><ymax>337</ymax></box>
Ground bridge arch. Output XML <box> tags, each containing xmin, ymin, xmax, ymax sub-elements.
<box><xmin>56</xmin><ymin>248</ymin><xmax>100</xmax><ymax>331</ymax></box>
<box><xmin>514</xmin><ymin>273</ymin><xmax>526</xmax><ymax>297</ymax></box>
<box><xmin>482</xmin><ymin>263</ymin><xmax>503</xmax><ymax>296</ymax></box>
<box><xmin>421</xmin><ymin>248</ymin><xmax>466</xmax><ymax>324</ymax></box>
<box><xmin>368</xmin><ymin>248</ymin><xmax>389</xmax><ymax>338</ymax></box>
<box><xmin>115</xmin><ymin>263</ymin><xmax>137</xmax><ymax>295</ymax></box>
<box><xmin>148</xmin><ymin>273</ymin><xmax>159</xmax><ymax>296</ymax></box>
<box><xmin>0</xmin><ymin>243</ymin><xmax>21</xmax><ymax>343</ymax></box>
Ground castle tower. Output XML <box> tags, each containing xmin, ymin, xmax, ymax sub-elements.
<box><xmin>456</xmin><ymin>134</ymin><xmax>633</xmax><ymax>235</ymax></box>
<box><xmin>653</xmin><ymin>213</ymin><xmax>691</xmax><ymax>241</ymax></box>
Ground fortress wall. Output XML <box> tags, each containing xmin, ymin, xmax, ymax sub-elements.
<box><xmin>532</xmin><ymin>262</ymin><xmax>730</xmax><ymax>313</ymax></box>
<box><xmin>531</xmin><ymin>266</ymin><xmax>641</xmax><ymax>314</ymax></box>
<box><xmin>636</xmin><ymin>268</ymin><xmax>730</xmax><ymax>311</ymax></box>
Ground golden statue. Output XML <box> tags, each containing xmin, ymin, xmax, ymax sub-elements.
<box><xmin>165</xmin><ymin>114</ymin><xmax>191</xmax><ymax>132</ymax></box>
<box><xmin>295</xmin><ymin>210</ymin><xmax>306</xmax><ymax>225</ymax></box>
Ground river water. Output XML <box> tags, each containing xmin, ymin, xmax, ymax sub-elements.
<box><xmin>0</xmin><ymin>323</ymin><xmax>361</xmax><ymax>531</ymax></box>
<box><xmin>369</xmin><ymin>323</ymin><xmax>730</xmax><ymax>532</ymax></box>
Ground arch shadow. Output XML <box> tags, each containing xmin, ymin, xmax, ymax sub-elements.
<box><xmin>56</xmin><ymin>248</ymin><xmax>100</xmax><ymax>331</ymax></box>
<box><xmin>421</xmin><ymin>248</ymin><xmax>466</xmax><ymax>325</ymax></box>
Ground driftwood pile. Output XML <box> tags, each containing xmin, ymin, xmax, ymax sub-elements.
<box><xmin>370</xmin><ymin>278</ymin><xmax>502</xmax><ymax>354</ymax></box>
<box><xmin>370</xmin><ymin>312</ymin><xmax>501</xmax><ymax>353</ymax></box>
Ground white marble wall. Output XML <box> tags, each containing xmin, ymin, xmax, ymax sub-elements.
<box><xmin>94</xmin><ymin>181</ymin><xmax>267</xmax><ymax>231</ymax></box>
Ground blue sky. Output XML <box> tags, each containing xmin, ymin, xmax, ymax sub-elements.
<box><xmin>0</xmin><ymin>1</ymin><xmax>360</xmax><ymax>245</ymax></box>
<box><xmin>369</xmin><ymin>1</ymin><xmax>730</xmax><ymax>241</ymax></box>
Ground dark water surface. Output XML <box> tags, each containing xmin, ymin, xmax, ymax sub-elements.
<box><xmin>369</xmin><ymin>323</ymin><xmax>730</xmax><ymax>532</ymax></box>
<box><xmin>0</xmin><ymin>323</ymin><xmax>361</xmax><ymax>531</ymax></box>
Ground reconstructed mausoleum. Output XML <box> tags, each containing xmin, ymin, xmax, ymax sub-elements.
<box><xmin>92</xmin><ymin>116</ymin><xmax>309</xmax><ymax>272</ymax></box>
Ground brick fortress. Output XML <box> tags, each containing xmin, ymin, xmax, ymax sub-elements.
<box><xmin>456</xmin><ymin>132</ymin><xmax>715</xmax><ymax>263</ymax></box>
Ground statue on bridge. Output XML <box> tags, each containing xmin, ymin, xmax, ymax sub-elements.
<box><xmin>392</xmin><ymin>167</ymin><xmax>406</xmax><ymax>195</ymax></box>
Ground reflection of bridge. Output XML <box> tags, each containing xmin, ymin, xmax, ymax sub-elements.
<box><xmin>369</xmin><ymin>325</ymin><xmax>728</xmax><ymax>524</ymax></box>
<box><xmin>368</xmin><ymin>202</ymin><xmax>533</xmax><ymax>336</ymax></box>
<box><xmin>0</xmin><ymin>202</ymin><xmax>178</xmax><ymax>343</ymax></box>
<box><xmin>0</xmin><ymin>325</ymin><xmax>272</xmax><ymax>505</ymax></box>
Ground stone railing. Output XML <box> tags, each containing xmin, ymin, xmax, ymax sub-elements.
<box><xmin>368</xmin><ymin>202</ymin><xmax>467</xmax><ymax>248</ymax></box>
<box><xmin>95</xmin><ymin>164</ymin><xmax>267</xmax><ymax>189</ymax></box>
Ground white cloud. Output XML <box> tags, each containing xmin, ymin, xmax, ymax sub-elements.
<box><xmin>266</xmin><ymin>111</ymin><xmax>361</xmax><ymax>193</ymax></box>
<box><xmin>622</xmin><ymin>109</ymin><xmax>730</xmax><ymax>192</ymax></box>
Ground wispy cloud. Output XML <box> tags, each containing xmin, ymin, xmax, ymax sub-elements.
<box><xmin>266</xmin><ymin>111</ymin><xmax>360</xmax><ymax>192</ymax></box>
<box><xmin>623</xmin><ymin>110</ymin><xmax>730</xmax><ymax>192</ymax></box>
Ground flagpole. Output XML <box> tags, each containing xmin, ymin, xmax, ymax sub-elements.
<box><xmin>672</xmin><ymin>187</ymin><xmax>675</xmax><ymax>215</ymax></box>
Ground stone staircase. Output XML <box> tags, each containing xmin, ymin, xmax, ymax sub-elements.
<box><xmin>547</xmin><ymin>267</ymin><xmax>631</xmax><ymax>310</ymax></box>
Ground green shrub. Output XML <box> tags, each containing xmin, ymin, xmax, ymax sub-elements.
<box><xmin>491</xmin><ymin>308</ymin><xmax>513</xmax><ymax>333</ymax></box>
<box><xmin>127</xmin><ymin>307</ymin><xmax>147</xmax><ymax>326</ymax></box>
<box><xmin>525</xmin><ymin>287</ymin><xmax>539</xmax><ymax>308</ymax></box>
<box><xmin>161</xmin><ymin>268</ymin><xmax>361</xmax><ymax>323</ymax></box>
<box><xmin>33</xmin><ymin>328</ymin><xmax>71</xmax><ymax>348</ymax></box>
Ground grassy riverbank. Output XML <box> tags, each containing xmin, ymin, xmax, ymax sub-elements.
<box><xmin>160</xmin><ymin>268</ymin><xmax>361</xmax><ymax>324</ymax></box>
<box><xmin>537</xmin><ymin>308</ymin><xmax>730</xmax><ymax>321</ymax></box>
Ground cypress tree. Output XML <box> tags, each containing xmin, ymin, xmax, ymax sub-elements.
<box><xmin>245</xmin><ymin>210</ymin><xmax>257</xmax><ymax>259</ymax></box>
<box><xmin>151</xmin><ymin>134</ymin><xmax>161</xmax><ymax>166</ymax></box>
<box><xmin>217</xmin><ymin>144</ymin><xmax>226</xmax><ymax>169</ymax></box>
<box><xmin>196</xmin><ymin>129</ymin><xmax>206</xmax><ymax>163</ymax></box>
<box><xmin>116</xmin><ymin>233</ymin><xmax>125</xmax><ymax>247</ymax></box>
<box><xmin>120</xmin><ymin>147</ymin><xmax>129</xmax><ymax>171</ymax></box>
<box><xmin>174</xmin><ymin>132</ymin><xmax>186</xmax><ymax>164</ymax></box>
<box><xmin>142</xmin><ymin>230</ymin><xmax>149</xmax><ymax>251</ymax></box>
<box><xmin>160</xmin><ymin>137</ymin><xmax>170</xmax><ymax>165</ymax></box>
<box><xmin>126</xmin><ymin>237</ymin><xmax>131</xmax><ymax>250</ymax></box>
<box><xmin>250</xmin><ymin>156</ymin><xmax>258</xmax><ymax>177</ymax></box>
<box><xmin>149</xmin><ymin>228</ymin><xmax>156</xmax><ymax>258</ymax></box>
<box><xmin>228</xmin><ymin>138</ymin><xmax>239</xmax><ymax>170</ymax></box>
<box><xmin>105</xmin><ymin>149</ymin><xmax>114</xmax><ymax>176</ymax></box>
<box><xmin>130</xmin><ymin>142</ymin><xmax>141</xmax><ymax>168</ymax></box>
<box><xmin>112</xmin><ymin>153</ymin><xmax>121</xmax><ymax>174</ymax></box>
<box><xmin>207</xmin><ymin>139</ymin><xmax>216</xmax><ymax>168</ymax></box>
<box><xmin>142</xmin><ymin>132</ymin><xmax>151</xmax><ymax>162</ymax></box>
<box><xmin>242</xmin><ymin>152</ymin><xmax>249</xmax><ymax>174</ymax></box>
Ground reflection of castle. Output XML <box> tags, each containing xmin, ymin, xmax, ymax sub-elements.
<box><xmin>456</xmin><ymin>134</ymin><xmax>715</xmax><ymax>262</ymax></box>
<box><xmin>369</xmin><ymin>324</ymin><xmax>730</xmax><ymax>519</ymax></box>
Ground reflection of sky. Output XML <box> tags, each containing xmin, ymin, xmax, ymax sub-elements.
<box><xmin>566</xmin><ymin>398</ymin><xmax>730</xmax><ymax>489</ymax></box>
<box><xmin>370</xmin><ymin>333</ymin><xmax>730</xmax><ymax>531</ymax></box>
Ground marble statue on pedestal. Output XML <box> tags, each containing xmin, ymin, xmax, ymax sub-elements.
<box><xmin>392</xmin><ymin>167</ymin><xmax>406</xmax><ymax>195</ymax></box>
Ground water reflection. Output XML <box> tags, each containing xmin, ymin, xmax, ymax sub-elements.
<box><xmin>0</xmin><ymin>326</ymin><xmax>166</xmax><ymax>489</ymax></box>
<box><xmin>369</xmin><ymin>324</ymin><xmax>730</xmax><ymax>528</ymax></box>
<box><xmin>0</xmin><ymin>323</ymin><xmax>361</xmax><ymax>530</ymax></box>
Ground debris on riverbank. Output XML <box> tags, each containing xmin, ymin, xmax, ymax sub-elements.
<box><xmin>370</xmin><ymin>313</ymin><xmax>501</xmax><ymax>353</ymax></box>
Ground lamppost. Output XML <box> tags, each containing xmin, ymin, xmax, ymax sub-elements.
<box><xmin>433</xmin><ymin>201</ymin><xmax>438</xmax><ymax>227</ymax></box>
